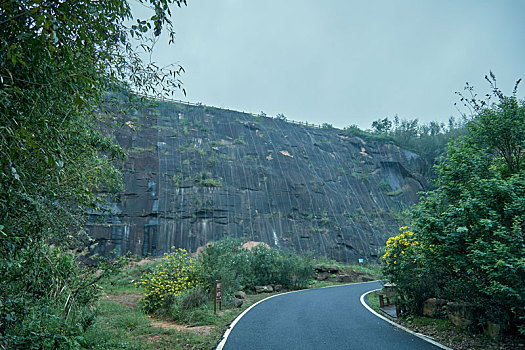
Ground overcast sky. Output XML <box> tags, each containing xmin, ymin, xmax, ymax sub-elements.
<box><xmin>132</xmin><ymin>0</ymin><xmax>525</xmax><ymax>129</ymax></box>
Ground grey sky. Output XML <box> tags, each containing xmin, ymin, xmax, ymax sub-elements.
<box><xmin>134</xmin><ymin>0</ymin><xmax>525</xmax><ymax>129</ymax></box>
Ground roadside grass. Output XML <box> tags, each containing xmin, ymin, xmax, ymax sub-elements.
<box><xmin>81</xmin><ymin>298</ymin><xmax>222</xmax><ymax>350</ymax></box>
<box><xmin>344</xmin><ymin>263</ymin><xmax>383</xmax><ymax>279</ymax></box>
<box><xmin>85</xmin><ymin>260</ymin><xmax>382</xmax><ymax>349</ymax></box>
<box><xmin>365</xmin><ymin>289</ymin><xmax>382</xmax><ymax>312</ymax></box>
<box><xmin>404</xmin><ymin>315</ymin><xmax>457</xmax><ymax>332</ymax></box>
<box><xmin>101</xmin><ymin>258</ymin><xmax>161</xmax><ymax>294</ymax></box>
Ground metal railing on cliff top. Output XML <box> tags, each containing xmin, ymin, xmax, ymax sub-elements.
<box><xmin>134</xmin><ymin>93</ymin><xmax>325</xmax><ymax>129</ymax></box>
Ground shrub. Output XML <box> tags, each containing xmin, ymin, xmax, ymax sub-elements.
<box><xmin>139</xmin><ymin>238</ymin><xmax>316</xmax><ymax>320</ymax></box>
<box><xmin>179</xmin><ymin>287</ymin><xmax>209</xmax><ymax>311</ymax></box>
<box><xmin>196</xmin><ymin>237</ymin><xmax>314</xmax><ymax>295</ymax></box>
<box><xmin>233</xmin><ymin>137</ymin><xmax>246</xmax><ymax>145</ymax></box>
<box><xmin>279</xmin><ymin>250</ymin><xmax>315</xmax><ymax>288</ymax></box>
<box><xmin>381</xmin><ymin>227</ymin><xmax>439</xmax><ymax>313</ymax></box>
<box><xmin>138</xmin><ymin>249</ymin><xmax>202</xmax><ymax>314</ymax></box>
<box><xmin>382</xmin><ymin>79</ymin><xmax>525</xmax><ymax>334</ymax></box>
<box><xmin>166</xmin><ymin>287</ymin><xmax>210</xmax><ymax>323</ymax></box>
<box><xmin>247</xmin><ymin>245</ymin><xmax>314</xmax><ymax>288</ymax></box>
<box><xmin>197</xmin><ymin>237</ymin><xmax>251</xmax><ymax>296</ymax></box>
<box><xmin>0</xmin><ymin>245</ymin><xmax>106</xmax><ymax>349</ymax></box>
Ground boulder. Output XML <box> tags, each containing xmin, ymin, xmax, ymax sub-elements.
<box><xmin>313</xmin><ymin>266</ymin><xmax>339</xmax><ymax>274</ymax></box>
<box><xmin>255</xmin><ymin>285</ymin><xmax>274</xmax><ymax>293</ymax></box>
<box><xmin>234</xmin><ymin>291</ymin><xmax>247</xmax><ymax>300</ymax></box>
<box><xmin>422</xmin><ymin>298</ymin><xmax>448</xmax><ymax>318</ymax></box>
<box><xmin>315</xmin><ymin>272</ymin><xmax>331</xmax><ymax>281</ymax></box>
<box><xmin>357</xmin><ymin>276</ymin><xmax>374</xmax><ymax>282</ymax></box>
<box><xmin>446</xmin><ymin>302</ymin><xmax>475</xmax><ymax>329</ymax></box>
<box><xmin>273</xmin><ymin>284</ymin><xmax>283</xmax><ymax>292</ymax></box>
<box><xmin>484</xmin><ymin>321</ymin><xmax>501</xmax><ymax>339</ymax></box>
<box><xmin>336</xmin><ymin>274</ymin><xmax>353</xmax><ymax>282</ymax></box>
<box><xmin>228</xmin><ymin>298</ymin><xmax>244</xmax><ymax>308</ymax></box>
<box><xmin>314</xmin><ymin>266</ymin><xmax>327</xmax><ymax>273</ymax></box>
<box><xmin>326</xmin><ymin>266</ymin><xmax>340</xmax><ymax>274</ymax></box>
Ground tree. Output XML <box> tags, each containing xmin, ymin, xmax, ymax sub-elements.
<box><xmin>463</xmin><ymin>75</ymin><xmax>525</xmax><ymax>174</ymax></box>
<box><xmin>0</xmin><ymin>1</ymin><xmax>187</xmax><ymax>347</ymax></box>
<box><xmin>383</xmin><ymin>77</ymin><xmax>525</xmax><ymax>335</ymax></box>
<box><xmin>371</xmin><ymin>117</ymin><xmax>392</xmax><ymax>134</ymax></box>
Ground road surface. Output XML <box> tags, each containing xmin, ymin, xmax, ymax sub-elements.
<box><xmin>220</xmin><ymin>281</ymin><xmax>441</xmax><ymax>349</ymax></box>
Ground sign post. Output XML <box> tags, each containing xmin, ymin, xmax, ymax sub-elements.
<box><xmin>214</xmin><ymin>280</ymin><xmax>222</xmax><ymax>313</ymax></box>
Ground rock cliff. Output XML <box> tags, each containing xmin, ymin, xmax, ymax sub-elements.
<box><xmin>87</xmin><ymin>99</ymin><xmax>428</xmax><ymax>263</ymax></box>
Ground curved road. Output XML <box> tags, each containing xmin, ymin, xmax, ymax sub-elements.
<box><xmin>220</xmin><ymin>281</ymin><xmax>440</xmax><ymax>349</ymax></box>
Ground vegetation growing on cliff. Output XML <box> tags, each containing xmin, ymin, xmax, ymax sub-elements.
<box><xmin>346</xmin><ymin>114</ymin><xmax>467</xmax><ymax>174</ymax></box>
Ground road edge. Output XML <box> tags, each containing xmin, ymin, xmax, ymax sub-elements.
<box><xmin>360</xmin><ymin>289</ymin><xmax>453</xmax><ymax>350</ymax></box>
<box><xmin>216</xmin><ymin>281</ymin><xmax>379</xmax><ymax>349</ymax></box>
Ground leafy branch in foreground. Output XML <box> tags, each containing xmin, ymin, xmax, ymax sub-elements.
<box><xmin>0</xmin><ymin>1</ymin><xmax>188</xmax><ymax>348</ymax></box>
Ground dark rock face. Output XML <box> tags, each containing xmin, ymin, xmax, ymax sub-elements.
<box><xmin>87</xmin><ymin>100</ymin><xmax>427</xmax><ymax>263</ymax></box>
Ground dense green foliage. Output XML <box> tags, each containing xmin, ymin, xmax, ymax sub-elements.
<box><xmin>198</xmin><ymin>238</ymin><xmax>315</xmax><ymax>294</ymax></box>
<box><xmin>0</xmin><ymin>1</ymin><xmax>187</xmax><ymax>348</ymax></box>
<box><xmin>383</xmin><ymin>77</ymin><xmax>525</xmax><ymax>335</ymax></box>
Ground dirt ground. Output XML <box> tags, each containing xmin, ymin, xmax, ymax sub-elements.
<box><xmin>104</xmin><ymin>293</ymin><xmax>213</xmax><ymax>336</ymax></box>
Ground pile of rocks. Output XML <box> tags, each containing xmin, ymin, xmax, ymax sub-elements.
<box><xmin>314</xmin><ymin>265</ymin><xmax>339</xmax><ymax>281</ymax></box>
<box><xmin>422</xmin><ymin>298</ymin><xmax>502</xmax><ymax>339</ymax></box>
<box><xmin>253</xmin><ymin>284</ymin><xmax>283</xmax><ymax>294</ymax></box>
<box><xmin>314</xmin><ymin>265</ymin><xmax>374</xmax><ymax>283</ymax></box>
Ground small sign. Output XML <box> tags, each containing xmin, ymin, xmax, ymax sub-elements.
<box><xmin>214</xmin><ymin>280</ymin><xmax>222</xmax><ymax>313</ymax></box>
<box><xmin>216</xmin><ymin>281</ymin><xmax>222</xmax><ymax>300</ymax></box>
<box><xmin>358</xmin><ymin>258</ymin><xmax>364</xmax><ymax>264</ymax></box>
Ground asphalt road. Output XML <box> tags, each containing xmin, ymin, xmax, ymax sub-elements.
<box><xmin>220</xmin><ymin>281</ymin><xmax>441</xmax><ymax>350</ymax></box>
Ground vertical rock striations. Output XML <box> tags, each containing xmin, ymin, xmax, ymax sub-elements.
<box><xmin>87</xmin><ymin>100</ymin><xmax>427</xmax><ymax>263</ymax></box>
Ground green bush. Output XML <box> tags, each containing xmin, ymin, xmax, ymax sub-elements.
<box><xmin>196</xmin><ymin>237</ymin><xmax>251</xmax><ymax>296</ymax></box>
<box><xmin>247</xmin><ymin>245</ymin><xmax>314</xmax><ymax>288</ymax></box>
<box><xmin>166</xmin><ymin>287</ymin><xmax>210</xmax><ymax>323</ymax></box>
<box><xmin>378</xmin><ymin>180</ymin><xmax>392</xmax><ymax>192</ymax></box>
<box><xmin>0</xmin><ymin>246</ymin><xmax>102</xmax><ymax>349</ymax></box>
<box><xmin>138</xmin><ymin>249</ymin><xmax>202</xmax><ymax>314</ymax></box>
<box><xmin>197</xmin><ymin>237</ymin><xmax>314</xmax><ymax>294</ymax></box>
<box><xmin>381</xmin><ymin>227</ymin><xmax>441</xmax><ymax>314</ymax></box>
<box><xmin>1</xmin><ymin>0</ymin><xmax>188</xmax><ymax>347</ymax></box>
<box><xmin>248</xmin><ymin>245</ymin><xmax>281</xmax><ymax>286</ymax></box>
<box><xmin>179</xmin><ymin>287</ymin><xmax>209</xmax><ymax>311</ymax></box>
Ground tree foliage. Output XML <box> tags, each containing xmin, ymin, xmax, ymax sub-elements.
<box><xmin>357</xmin><ymin>115</ymin><xmax>467</xmax><ymax>177</ymax></box>
<box><xmin>0</xmin><ymin>1</ymin><xmax>187</xmax><ymax>348</ymax></box>
<box><xmin>462</xmin><ymin>74</ymin><xmax>525</xmax><ymax>174</ymax></box>
<box><xmin>383</xmin><ymin>76</ymin><xmax>525</xmax><ymax>335</ymax></box>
